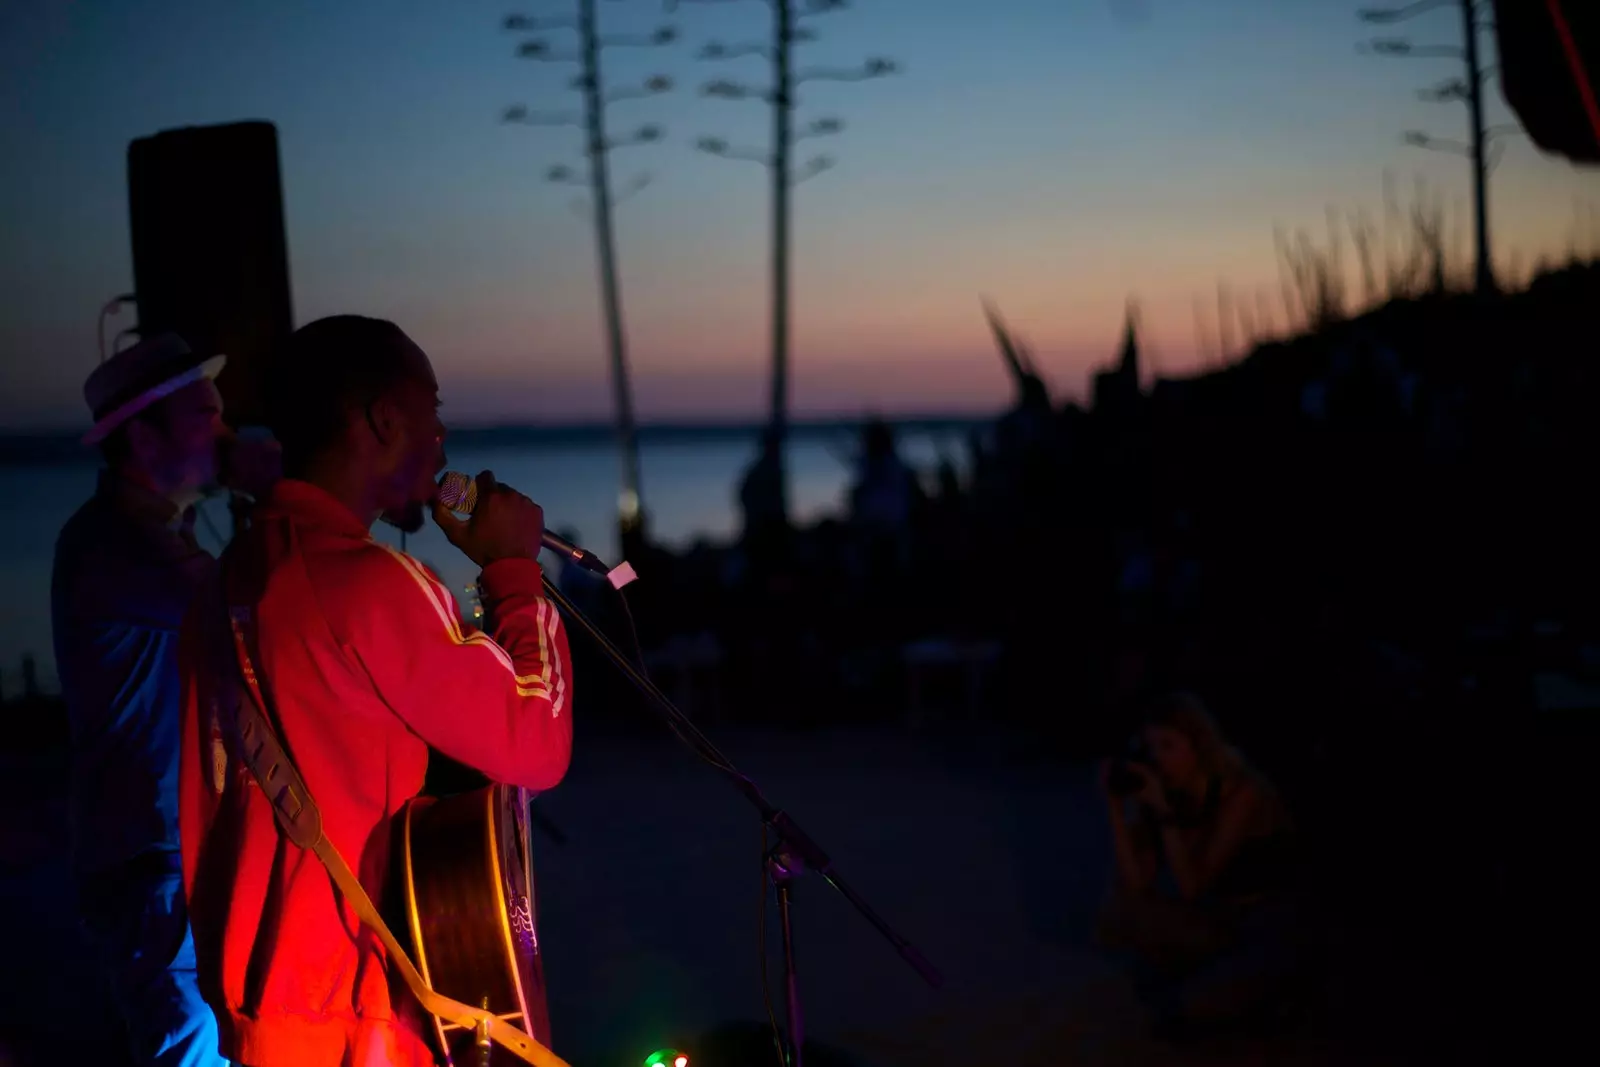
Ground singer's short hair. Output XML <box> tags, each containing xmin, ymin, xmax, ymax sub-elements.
<box><xmin>265</xmin><ymin>315</ymin><xmax>412</xmax><ymax>474</ymax></box>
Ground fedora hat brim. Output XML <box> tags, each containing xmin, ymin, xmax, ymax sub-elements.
<box><xmin>81</xmin><ymin>353</ymin><xmax>228</xmax><ymax>446</ymax></box>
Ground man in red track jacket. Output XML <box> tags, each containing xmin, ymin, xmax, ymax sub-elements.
<box><xmin>178</xmin><ymin>315</ymin><xmax>573</xmax><ymax>1067</ymax></box>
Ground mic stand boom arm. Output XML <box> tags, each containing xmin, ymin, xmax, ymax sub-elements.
<box><xmin>536</xmin><ymin>575</ymin><xmax>944</xmax><ymax>1063</ymax></box>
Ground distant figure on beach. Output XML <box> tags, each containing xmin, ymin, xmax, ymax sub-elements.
<box><xmin>849</xmin><ymin>417</ymin><xmax>916</xmax><ymax>532</ymax></box>
<box><xmin>1095</xmin><ymin>692</ymin><xmax>1304</xmax><ymax>1036</ymax></box>
<box><xmin>844</xmin><ymin>415</ymin><xmax>921</xmax><ymax>585</ymax></box>
<box><xmin>738</xmin><ymin>426</ymin><xmax>789</xmax><ymax>568</ymax></box>
<box><xmin>51</xmin><ymin>333</ymin><xmax>278</xmax><ymax>1067</ymax></box>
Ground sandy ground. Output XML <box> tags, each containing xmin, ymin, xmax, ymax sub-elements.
<box><xmin>0</xmin><ymin>721</ymin><xmax>1492</xmax><ymax>1066</ymax></box>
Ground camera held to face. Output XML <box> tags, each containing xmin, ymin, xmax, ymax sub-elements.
<box><xmin>1105</xmin><ymin>758</ymin><xmax>1151</xmax><ymax>796</ymax></box>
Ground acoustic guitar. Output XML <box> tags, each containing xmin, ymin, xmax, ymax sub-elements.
<box><xmin>397</xmin><ymin>783</ymin><xmax>552</xmax><ymax>1066</ymax></box>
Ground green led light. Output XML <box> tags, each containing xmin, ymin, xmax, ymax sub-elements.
<box><xmin>642</xmin><ymin>1050</ymin><xmax>688</xmax><ymax>1067</ymax></box>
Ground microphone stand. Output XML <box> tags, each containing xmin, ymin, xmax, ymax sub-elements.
<box><xmin>537</xmin><ymin>575</ymin><xmax>944</xmax><ymax>1066</ymax></box>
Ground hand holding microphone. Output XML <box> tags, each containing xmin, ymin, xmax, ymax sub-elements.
<box><xmin>433</xmin><ymin>470</ymin><xmax>614</xmax><ymax>577</ymax></box>
<box><xmin>431</xmin><ymin>470</ymin><xmax>545</xmax><ymax>569</ymax></box>
<box><xmin>218</xmin><ymin>433</ymin><xmax>283</xmax><ymax>500</ymax></box>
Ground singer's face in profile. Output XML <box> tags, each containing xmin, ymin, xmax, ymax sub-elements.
<box><xmin>376</xmin><ymin>335</ymin><xmax>447</xmax><ymax>534</ymax></box>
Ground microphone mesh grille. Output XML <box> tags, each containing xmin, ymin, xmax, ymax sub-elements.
<box><xmin>437</xmin><ymin>471</ymin><xmax>478</xmax><ymax>514</ymax></box>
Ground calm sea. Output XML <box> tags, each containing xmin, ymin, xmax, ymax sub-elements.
<box><xmin>0</xmin><ymin>424</ymin><xmax>974</xmax><ymax>693</ymax></box>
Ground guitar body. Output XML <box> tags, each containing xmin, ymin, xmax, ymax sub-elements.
<box><xmin>399</xmin><ymin>784</ymin><xmax>551</xmax><ymax>1065</ymax></box>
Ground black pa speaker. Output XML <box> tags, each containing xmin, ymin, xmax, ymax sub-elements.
<box><xmin>126</xmin><ymin>120</ymin><xmax>293</xmax><ymax>426</ymax></box>
<box><xmin>1493</xmin><ymin>0</ymin><xmax>1600</xmax><ymax>165</ymax></box>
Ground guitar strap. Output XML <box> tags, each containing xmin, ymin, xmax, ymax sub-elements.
<box><xmin>212</xmin><ymin>562</ymin><xmax>569</xmax><ymax>1067</ymax></box>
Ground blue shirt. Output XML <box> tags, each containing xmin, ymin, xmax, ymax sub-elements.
<box><xmin>50</xmin><ymin>470</ymin><xmax>216</xmax><ymax>874</ymax></box>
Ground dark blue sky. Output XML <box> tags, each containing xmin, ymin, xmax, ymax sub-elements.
<box><xmin>2</xmin><ymin>0</ymin><xmax>1593</xmax><ymax>429</ymax></box>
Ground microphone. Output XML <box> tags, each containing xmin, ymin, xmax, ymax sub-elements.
<box><xmin>436</xmin><ymin>470</ymin><xmax>612</xmax><ymax>578</ymax></box>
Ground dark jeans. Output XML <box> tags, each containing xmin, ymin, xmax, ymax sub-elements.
<box><xmin>76</xmin><ymin>851</ymin><xmax>231</xmax><ymax>1067</ymax></box>
<box><xmin>1097</xmin><ymin>888</ymin><xmax>1310</xmax><ymax>1028</ymax></box>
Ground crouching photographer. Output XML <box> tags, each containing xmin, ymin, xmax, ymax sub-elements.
<box><xmin>1095</xmin><ymin>692</ymin><xmax>1309</xmax><ymax>1038</ymax></box>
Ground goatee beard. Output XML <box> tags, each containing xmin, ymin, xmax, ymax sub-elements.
<box><xmin>380</xmin><ymin>501</ymin><xmax>426</xmax><ymax>534</ymax></box>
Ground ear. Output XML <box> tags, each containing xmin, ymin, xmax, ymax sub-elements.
<box><xmin>365</xmin><ymin>393</ymin><xmax>404</xmax><ymax>447</ymax></box>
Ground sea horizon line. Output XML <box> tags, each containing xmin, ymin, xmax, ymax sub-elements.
<box><xmin>0</xmin><ymin>412</ymin><xmax>993</xmax><ymax>465</ymax></box>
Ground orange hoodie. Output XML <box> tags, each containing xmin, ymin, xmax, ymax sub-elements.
<box><xmin>179</xmin><ymin>479</ymin><xmax>572</xmax><ymax>1067</ymax></box>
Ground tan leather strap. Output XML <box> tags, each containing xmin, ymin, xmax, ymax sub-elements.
<box><xmin>219</xmin><ymin>593</ymin><xmax>568</xmax><ymax>1067</ymax></box>
<box><xmin>307</xmin><ymin>828</ymin><xmax>564</xmax><ymax>1067</ymax></box>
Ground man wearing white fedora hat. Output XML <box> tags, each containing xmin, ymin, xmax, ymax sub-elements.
<box><xmin>51</xmin><ymin>331</ymin><xmax>278</xmax><ymax>1067</ymax></box>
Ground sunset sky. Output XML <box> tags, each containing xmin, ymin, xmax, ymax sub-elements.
<box><xmin>1</xmin><ymin>0</ymin><xmax>1594</xmax><ymax>430</ymax></box>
